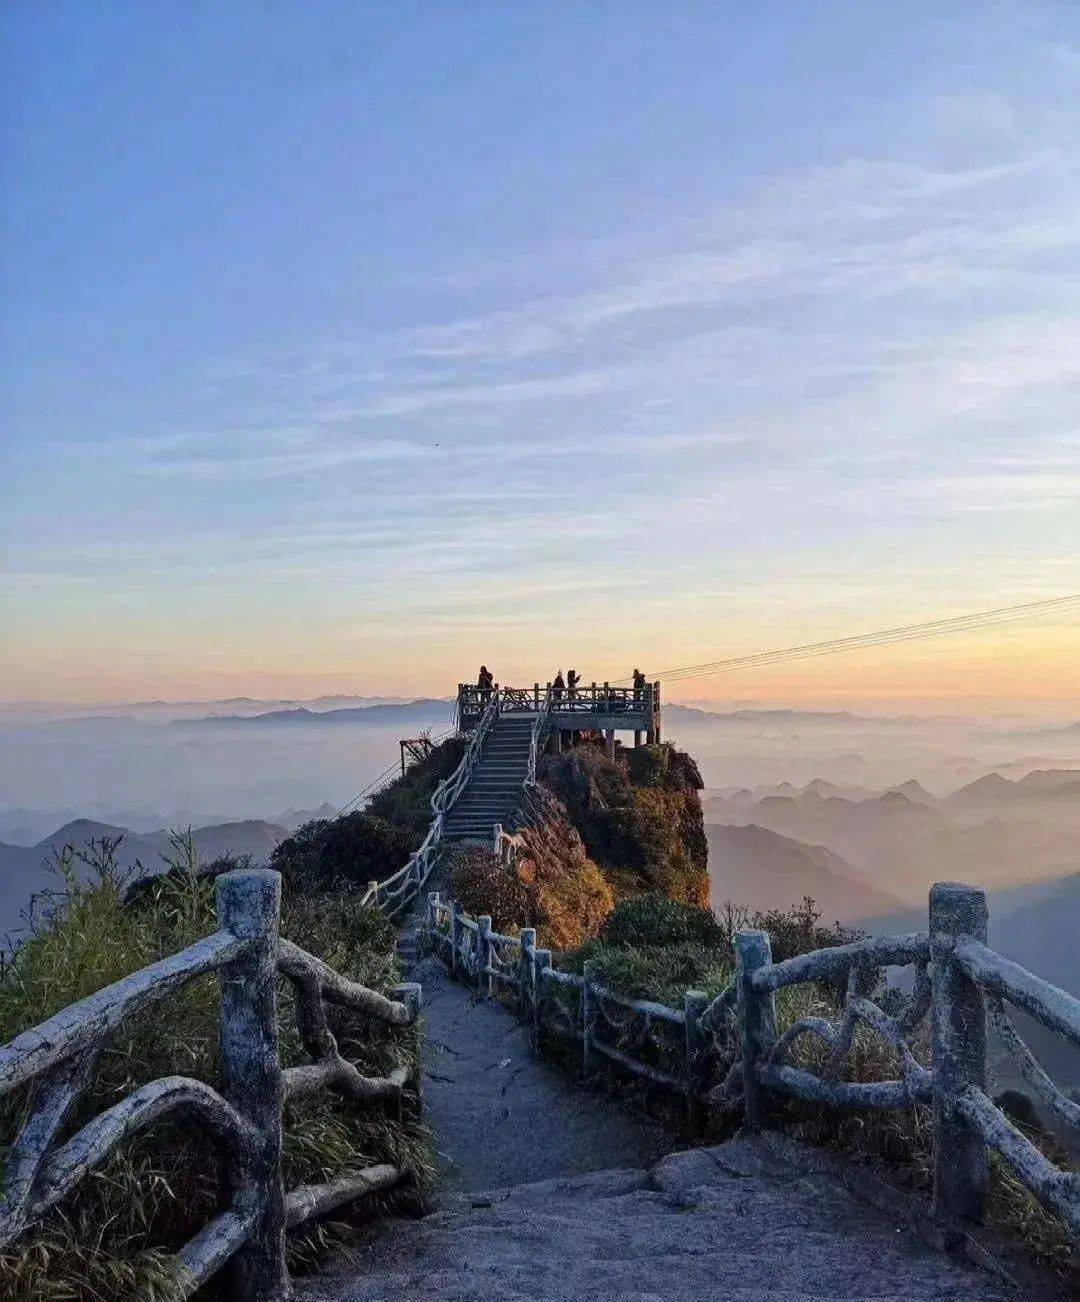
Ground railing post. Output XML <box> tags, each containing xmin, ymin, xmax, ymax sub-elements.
<box><xmin>582</xmin><ymin>959</ymin><xmax>597</xmax><ymax>1078</ymax></box>
<box><xmin>735</xmin><ymin>929</ymin><xmax>775</xmax><ymax>1130</ymax></box>
<box><xmin>519</xmin><ymin>927</ymin><xmax>537</xmax><ymax>1019</ymax></box>
<box><xmin>216</xmin><ymin>869</ymin><xmax>287</xmax><ymax>1301</ymax></box>
<box><xmin>425</xmin><ymin>891</ymin><xmax>439</xmax><ymax>956</ymax></box>
<box><xmin>390</xmin><ymin>981</ymin><xmax>424</xmax><ymax>1122</ymax></box>
<box><xmin>930</xmin><ymin>881</ymin><xmax>989</xmax><ymax>1224</ymax></box>
<box><xmin>477</xmin><ymin>915</ymin><xmax>493</xmax><ymax>997</ymax></box>
<box><xmin>450</xmin><ymin>898</ymin><xmax>462</xmax><ymax>979</ymax></box>
<box><xmin>684</xmin><ymin>988</ymin><xmax>708</xmax><ymax>1136</ymax></box>
<box><xmin>533</xmin><ymin>948</ymin><xmax>552</xmax><ymax>1050</ymax></box>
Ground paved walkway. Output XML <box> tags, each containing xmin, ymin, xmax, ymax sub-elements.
<box><xmin>299</xmin><ymin>1138</ymin><xmax>1019</xmax><ymax>1301</ymax></box>
<box><xmin>296</xmin><ymin>892</ymin><xmax>1028</xmax><ymax>1301</ymax></box>
<box><xmin>410</xmin><ymin>950</ymin><xmax>670</xmax><ymax>1193</ymax></box>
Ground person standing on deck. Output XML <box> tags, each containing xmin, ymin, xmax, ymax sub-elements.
<box><xmin>566</xmin><ymin>668</ymin><xmax>580</xmax><ymax>700</ymax></box>
<box><xmin>477</xmin><ymin>665</ymin><xmax>494</xmax><ymax>703</ymax></box>
<box><xmin>632</xmin><ymin>667</ymin><xmax>646</xmax><ymax>701</ymax></box>
<box><xmin>552</xmin><ymin>670</ymin><xmax>565</xmax><ymax>702</ymax></box>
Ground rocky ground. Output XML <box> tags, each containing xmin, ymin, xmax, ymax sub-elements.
<box><xmin>299</xmin><ymin>1137</ymin><xmax>1019</xmax><ymax>1301</ymax></box>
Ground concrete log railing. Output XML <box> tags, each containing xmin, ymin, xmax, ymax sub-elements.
<box><xmin>360</xmin><ymin>689</ymin><xmax>503</xmax><ymax>918</ymax></box>
<box><xmin>0</xmin><ymin>868</ymin><xmax>422</xmax><ymax>1301</ymax></box>
<box><xmin>423</xmin><ymin>893</ymin><xmax>708</xmax><ymax>1132</ymax></box>
<box><xmin>425</xmin><ymin>881</ymin><xmax>1079</xmax><ymax>1240</ymax></box>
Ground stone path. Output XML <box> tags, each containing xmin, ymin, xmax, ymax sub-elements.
<box><xmin>298</xmin><ymin>1138</ymin><xmax>1020</xmax><ymax>1301</ymax></box>
<box><xmin>296</xmin><ymin>893</ymin><xmax>1029</xmax><ymax>1301</ymax></box>
<box><xmin>403</xmin><ymin>932</ymin><xmax>670</xmax><ymax>1192</ymax></box>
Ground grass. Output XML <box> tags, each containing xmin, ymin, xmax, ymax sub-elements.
<box><xmin>0</xmin><ymin>836</ymin><xmax>434</xmax><ymax>1302</ymax></box>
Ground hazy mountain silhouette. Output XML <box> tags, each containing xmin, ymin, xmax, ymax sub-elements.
<box><xmin>706</xmin><ymin>822</ymin><xmax>901</xmax><ymax>923</ymax></box>
<box><xmin>0</xmin><ymin>816</ymin><xmax>293</xmax><ymax>941</ymax></box>
<box><xmin>182</xmin><ymin>699</ymin><xmax>450</xmax><ymax>726</ymax></box>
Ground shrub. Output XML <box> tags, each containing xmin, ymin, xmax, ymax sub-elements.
<box><xmin>448</xmin><ymin>831</ymin><xmax>614</xmax><ymax>952</ymax></box>
<box><xmin>0</xmin><ymin>838</ymin><xmax>432</xmax><ymax>1302</ymax></box>
<box><xmin>598</xmin><ymin>892</ymin><xmax>725</xmax><ymax>949</ymax></box>
<box><xmin>270</xmin><ymin>811</ymin><xmax>416</xmax><ymax>894</ymax></box>
<box><xmin>366</xmin><ymin>736</ymin><xmax>465</xmax><ymax>838</ymax></box>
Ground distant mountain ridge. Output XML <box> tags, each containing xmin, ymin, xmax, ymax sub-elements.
<box><xmin>706</xmin><ymin>822</ymin><xmax>901</xmax><ymax>923</ymax></box>
<box><xmin>181</xmin><ymin>699</ymin><xmax>451</xmax><ymax>726</ymax></box>
<box><xmin>0</xmin><ymin>815</ymin><xmax>297</xmax><ymax>940</ymax></box>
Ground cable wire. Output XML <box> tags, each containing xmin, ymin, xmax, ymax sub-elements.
<box><xmin>634</xmin><ymin>593</ymin><xmax>1080</xmax><ymax>685</ymax></box>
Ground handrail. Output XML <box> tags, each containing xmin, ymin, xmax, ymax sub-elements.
<box><xmin>0</xmin><ymin>869</ymin><xmax>422</xmax><ymax>1298</ymax></box>
<box><xmin>361</xmin><ymin>690</ymin><xmax>503</xmax><ymax>916</ymax></box>
<box><xmin>423</xmin><ymin>882</ymin><xmax>1080</xmax><ymax>1242</ymax></box>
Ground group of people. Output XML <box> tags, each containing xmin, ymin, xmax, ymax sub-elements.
<box><xmin>475</xmin><ymin>665</ymin><xmax>650</xmax><ymax>704</ymax></box>
<box><xmin>550</xmin><ymin>668</ymin><xmax>580</xmax><ymax>701</ymax></box>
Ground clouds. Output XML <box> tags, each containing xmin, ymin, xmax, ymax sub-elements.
<box><xmin>4</xmin><ymin>7</ymin><xmax>1080</xmax><ymax>701</ymax></box>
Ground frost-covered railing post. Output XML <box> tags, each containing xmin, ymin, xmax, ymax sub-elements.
<box><xmin>736</xmin><ymin>929</ymin><xmax>775</xmax><ymax>1130</ymax></box>
<box><xmin>683</xmin><ymin>989</ymin><xmax>708</xmax><ymax>1135</ymax></box>
<box><xmin>533</xmin><ymin>948</ymin><xmax>552</xmax><ymax>1049</ymax></box>
<box><xmin>450</xmin><ymin>899</ymin><xmax>463</xmax><ymax>978</ymax></box>
<box><xmin>216</xmin><ymin>869</ymin><xmax>288</xmax><ymax>1300</ymax></box>
<box><xmin>477</xmin><ymin>916</ymin><xmax>493</xmax><ymax>997</ymax></box>
<box><xmin>519</xmin><ymin>928</ymin><xmax>537</xmax><ymax>1018</ymax></box>
<box><xmin>581</xmin><ymin>960</ymin><xmax>598</xmax><ymax>1077</ymax></box>
<box><xmin>930</xmin><ymin>881</ymin><xmax>988</xmax><ymax>1225</ymax></box>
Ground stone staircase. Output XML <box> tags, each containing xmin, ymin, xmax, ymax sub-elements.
<box><xmin>440</xmin><ymin>712</ymin><xmax>536</xmax><ymax>843</ymax></box>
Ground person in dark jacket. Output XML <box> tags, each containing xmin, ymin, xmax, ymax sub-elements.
<box><xmin>566</xmin><ymin>668</ymin><xmax>581</xmax><ymax>700</ymax></box>
<box><xmin>551</xmin><ymin>670</ymin><xmax>565</xmax><ymax>702</ymax></box>
<box><xmin>477</xmin><ymin>665</ymin><xmax>494</xmax><ymax>703</ymax></box>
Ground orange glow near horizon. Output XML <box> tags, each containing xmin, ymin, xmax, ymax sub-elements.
<box><xmin>3</xmin><ymin>615</ymin><xmax>1076</xmax><ymax>716</ymax></box>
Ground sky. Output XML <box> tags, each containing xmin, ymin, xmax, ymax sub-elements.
<box><xmin>1</xmin><ymin>1</ymin><xmax>1078</xmax><ymax>709</ymax></box>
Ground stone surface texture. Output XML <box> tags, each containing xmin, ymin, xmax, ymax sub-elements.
<box><xmin>297</xmin><ymin>1138</ymin><xmax>1019</xmax><ymax>1301</ymax></box>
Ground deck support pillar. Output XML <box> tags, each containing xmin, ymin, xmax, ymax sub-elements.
<box><xmin>604</xmin><ymin>729</ymin><xmax>615</xmax><ymax>759</ymax></box>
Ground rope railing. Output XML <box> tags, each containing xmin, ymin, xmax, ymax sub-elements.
<box><xmin>423</xmin><ymin>882</ymin><xmax>1080</xmax><ymax>1240</ymax></box>
<box><xmin>0</xmin><ymin>869</ymin><xmax>422</xmax><ymax>1300</ymax></box>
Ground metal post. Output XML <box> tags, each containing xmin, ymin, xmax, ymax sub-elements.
<box><xmin>582</xmin><ymin>959</ymin><xmax>598</xmax><ymax>1078</ymax></box>
<box><xmin>216</xmin><ymin>869</ymin><xmax>287</xmax><ymax>1301</ymax></box>
<box><xmin>477</xmin><ymin>915</ymin><xmax>493</xmax><ymax>997</ymax></box>
<box><xmin>534</xmin><ymin>949</ymin><xmax>552</xmax><ymax>1050</ymax></box>
<box><xmin>450</xmin><ymin>898</ymin><xmax>462</xmax><ymax>978</ymax></box>
<box><xmin>735</xmin><ymin>929</ymin><xmax>775</xmax><ymax>1130</ymax></box>
<box><xmin>519</xmin><ymin>927</ymin><xmax>537</xmax><ymax>1018</ymax></box>
<box><xmin>930</xmin><ymin>881</ymin><xmax>989</xmax><ymax>1224</ymax></box>
<box><xmin>684</xmin><ymin>988</ymin><xmax>708</xmax><ymax>1136</ymax></box>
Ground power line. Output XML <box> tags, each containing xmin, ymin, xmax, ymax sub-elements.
<box><xmin>639</xmin><ymin>593</ymin><xmax>1080</xmax><ymax>685</ymax></box>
